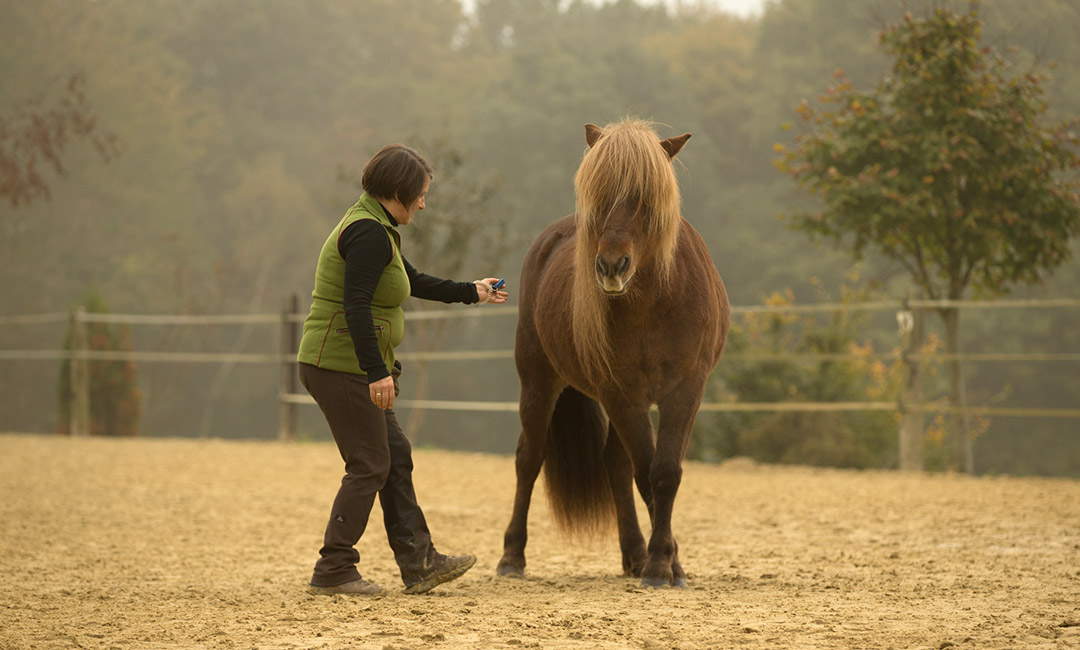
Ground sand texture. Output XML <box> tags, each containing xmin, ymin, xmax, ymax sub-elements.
<box><xmin>1</xmin><ymin>433</ymin><xmax>1078</xmax><ymax>649</ymax></box>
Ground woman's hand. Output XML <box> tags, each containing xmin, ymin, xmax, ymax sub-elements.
<box><xmin>369</xmin><ymin>375</ymin><xmax>395</xmax><ymax>410</ymax></box>
<box><xmin>475</xmin><ymin>277</ymin><xmax>509</xmax><ymax>305</ymax></box>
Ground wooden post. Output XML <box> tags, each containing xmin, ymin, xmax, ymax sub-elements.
<box><xmin>942</xmin><ymin>305</ymin><xmax>975</xmax><ymax>474</ymax></box>
<box><xmin>278</xmin><ymin>294</ymin><xmax>300</xmax><ymax>441</ymax></box>
<box><xmin>69</xmin><ymin>307</ymin><xmax>91</xmax><ymax>436</ymax></box>
<box><xmin>897</xmin><ymin>300</ymin><xmax>925</xmax><ymax>471</ymax></box>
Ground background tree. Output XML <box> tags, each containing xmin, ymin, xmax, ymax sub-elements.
<box><xmin>776</xmin><ymin>5</ymin><xmax>1080</xmax><ymax>472</ymax></box>
<box><xmin>2</xmin><ymin>0</ymin><xmax>1078</xmax><ymax>475</ymax></box>
<box><xmin>0</xmin><ymin>71</ymin><xmax>121</xmax><ymax>208</ymax></box>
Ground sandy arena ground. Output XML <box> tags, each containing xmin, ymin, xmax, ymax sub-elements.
<box><xmin>1</xmin><ymin>432</ymin><xmax>1078</xmax><ymax>649</ymax></box>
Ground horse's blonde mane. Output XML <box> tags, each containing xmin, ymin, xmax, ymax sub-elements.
<box><xmin>571</xmin><ymin>118</ymin><xmax>683</xmax><ymax>380</ymax></box>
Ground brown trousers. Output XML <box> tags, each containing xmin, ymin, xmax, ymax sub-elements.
<box><xmin>299</xmin><ymin>362</ymin><xmax>434</xmax><ymax>587</ymax></box>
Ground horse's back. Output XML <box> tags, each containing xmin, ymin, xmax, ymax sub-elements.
<box><xmin>521</xmin><ymin>214</ymin><xmax>576</xmax><ymax>283</ymax></box>
<box><xmin>519</xmin><ymin>214</ymin><xmax>576</xmax><ymax>318</ymax></box>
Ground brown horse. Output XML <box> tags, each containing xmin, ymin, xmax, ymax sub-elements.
<box><xmin>497</xmin><ymin>119</ymin><xmax>730</xmax><ymax>588</ymax></box>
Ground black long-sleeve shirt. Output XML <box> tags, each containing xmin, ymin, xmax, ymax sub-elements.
<box><xmin>339</xmin><ymin>211</ymin><xmax>479</xmax><ymax>382</ymax></box>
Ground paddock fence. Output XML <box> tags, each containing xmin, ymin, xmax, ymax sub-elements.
<box><xmin>2</xmin><ymin>297</ymin><xmax>1078</xmax><ymax>470</ymax></box>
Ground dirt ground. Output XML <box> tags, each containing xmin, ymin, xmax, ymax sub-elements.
<box><xmin>1</xmin><ymin>433</ymin><xmax>1078</xmax><ymax>650</ymax></box>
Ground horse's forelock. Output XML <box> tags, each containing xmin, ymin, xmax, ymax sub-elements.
<box><xmin>574</xmin><ymin>120</ymin><xmax>681</xmax><ymax>262</ymax></box>
<box><xmin>570</xmin><ymin>119</ymin><xmax>683</xmax><ymax>379</ymax></box>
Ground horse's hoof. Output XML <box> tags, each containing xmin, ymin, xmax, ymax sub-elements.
<box><xmin>623</xmin><ymin>561</ymin><xmax>647</xmax><ymax>578</ymax></box>
<box><xmin>496</xmin><ymin>563</ymin><xmax>525</xmax><ymax>578</ymax></box>
<box><xmin>640</xmin><ymin>576</ymin><xmax>671</xmax><ymax>589</ymax></box>
<box><xmin>672</xmin><ymin>577</ymin><xmax>688</xmax><ymax>589</ymax></box>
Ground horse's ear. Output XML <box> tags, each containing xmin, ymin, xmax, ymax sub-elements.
<box><xmin>585</xmin><ymin>123</ymin><xmax>603</xmax><ymax>148</ymax></box>
<box><xmin>660</xmin><ymin>133</ymin><xmax>692</xmax><ymax>159</ymax></box>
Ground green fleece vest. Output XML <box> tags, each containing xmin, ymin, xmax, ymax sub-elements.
<box><xmin>297</xmin><ymin>193</ymin><xmax>410</xmax><ymax>375</ymax></box>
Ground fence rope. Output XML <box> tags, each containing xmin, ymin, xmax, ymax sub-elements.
<box><xmin>5</xmin><ymin>298</ymin><xmax>1079</xmax><ymax>422</ymax></box>
<box><xmin>5</xmin><ymin>349</ymin><xmax>1080</xmax><ymax>364</ymax></box>
<box><xmin>280</xmin><ymin>393</ymin><xmax>1080</xmax><ymax>418</ymax></box>
<box><xmin>0</xmin><ymin>312</ymin><xmax>70</xmax><ymax>325</ymax></box>
<box><xmin>5</xmin><ymin>296</ymin><xmax>1080</xmax><ymax>328</ymax></box>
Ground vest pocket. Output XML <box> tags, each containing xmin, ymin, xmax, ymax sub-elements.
<box><xmin>334</xmin><ymin>324</ymin><xmax>382</xmax><ymax>334</ymax></box>
<box><xmin>372</xmin><ymin>318</ymin><xmax>391</xmax><ymax>359</ymax></box>
<box><xmin>315</xmin><ymin>310</ymin><xmax>350</xmax><ymax>367</ymax></box>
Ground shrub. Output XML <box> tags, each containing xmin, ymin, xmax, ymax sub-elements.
<box><xmin>693</xmin><ymin>274</ymin><xmax>900</xmax><ymax>468</ymax></box>
<box><xmin>57</xmin><ymin>291</ymin><xmax>140</xmax><ymax>436</ymax></box>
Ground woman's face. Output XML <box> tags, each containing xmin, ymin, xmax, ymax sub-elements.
<box><xmin>395</xmin><ymin>177</ymin><xmax>430</xmax><ymax>226</ymax></box>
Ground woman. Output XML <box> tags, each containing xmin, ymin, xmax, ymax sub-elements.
<box><xmin>297</xmin><ymin>143</ymin><xmax>509</xmax><ymax>595</ymax></box>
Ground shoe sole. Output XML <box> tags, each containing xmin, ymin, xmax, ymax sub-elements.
<box><xmin>308</xmin><ymin>584</ymin><xmax>384</xmax><ymax>596</ymax></box>
<box><xmin>403</xmin><ymin>555</ymin><xmax>477</xmax><ymax>595</ymax></box>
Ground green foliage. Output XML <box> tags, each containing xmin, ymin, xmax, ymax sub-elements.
<box><xmin>1</xmin><ymin>0</ymin><xmax>1078</xmax><ymax>474</ymax></box>
<box><xmin>777</xmin><ymin>5</ymin><xmax>1080</xmax><ymax>300</ymax></box>
<box><xmin>694</xmin><ymin>275</ymin><xmax>900</xmax><ymax>469</ymax></box>
<box><xmin>774</xmin><ymin>4</ymin><xmax>1080</xmax><ymax>472</ymax></box>
<box><xmin>57</xmin><ymin>291</ymin><xmax>140</xmax><ymax>436</ymax></box>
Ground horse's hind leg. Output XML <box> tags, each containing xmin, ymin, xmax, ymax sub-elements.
<box><xmin>497</xmin><ymin>378</ymin><xmax>560</xmax><ymax>577</ymax></box>
<box><xmin>603</xmin><ymin>425</ymin><xmax>647</xmax><ymax>577</ymax></box>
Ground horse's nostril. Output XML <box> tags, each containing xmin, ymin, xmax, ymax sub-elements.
<box><xmin>596</xmin><ymin>256</ymin><xmax>630</xmax><ymax>277</ymax></box>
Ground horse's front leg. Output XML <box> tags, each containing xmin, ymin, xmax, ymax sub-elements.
<box><xmin>641</xmin><ymin>388</ymin><xmax>703</xmax><ymax>589</ymax></box>
<box><xmin>497</xmin><ymin>380</ymin><xmax>560</xmax><ymax>578</ymax></box>
<box><xmin>603</xmin><ymin>406</ymin><xmax>657</xmax><ymax>578</ymax></box>
<box><xmin>603</xmin><ymin>422</ymin><xmax>648</xmax><ymax>577</ymax></box>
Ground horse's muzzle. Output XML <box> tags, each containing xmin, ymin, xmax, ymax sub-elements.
<box><xmin>596</xmin><ymin>255</ymin><xmax>632</xmax><ymax>294</ymax></box>
<box><xmin>600</xmin><ymin>282</ymin><xmax>627</xmax><ymax>295</ymax></box>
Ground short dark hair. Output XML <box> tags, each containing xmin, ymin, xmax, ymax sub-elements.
<box><xmin>361</xmin><ymin>144</ymin><xmax>434</xmax><ymax>207</ymax></box>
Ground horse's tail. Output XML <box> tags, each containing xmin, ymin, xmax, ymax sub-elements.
<box><xmin>542</xmin><ymin>387</ymin><xmax>615</xmax><ymax>537</ymax></box>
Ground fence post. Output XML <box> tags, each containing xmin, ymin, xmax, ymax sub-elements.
<box><xmin>278</xmin><ymin>294</ymin><xmax>300</xmax><ymax>441</ymax></box>
<box><xmin>897</xmin><ymin>299</ymin><xmax>924</xmax><ymax>471</ymax></box>
<box><xmin>69</xmin><ymin>307</ymin><xmax>91</xmax><ymax>436</ymax></box>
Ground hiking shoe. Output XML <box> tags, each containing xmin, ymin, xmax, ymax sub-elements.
<box><xmin>309</xmin><ymin>578</ymin><xmax>384</xmax><ymax>596</ymax></box>
<box><xmin>403</xmin><ymin>553</ymin><xmax>477</xmax><ymax>594</ymax></box>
